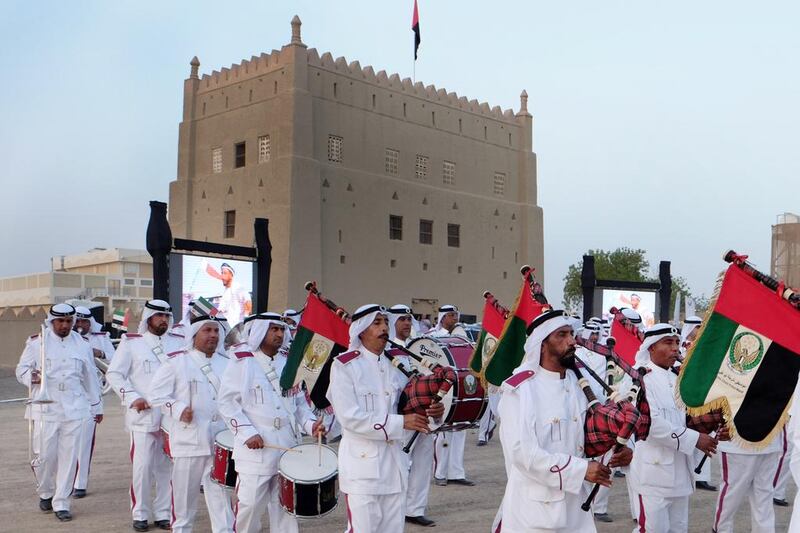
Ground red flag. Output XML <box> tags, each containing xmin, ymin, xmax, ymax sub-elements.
<box><xmin>610</xmin><ymin>312</ymin><xmax>643</xmax><ymax>366</ymax></box>
<box><xmin>412</xmin><ymin>0</ymin><xmax>421</xmax><ymax>60</ymax></box>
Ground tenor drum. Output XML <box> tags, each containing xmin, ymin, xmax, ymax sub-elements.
<box><xmin>278</xmin><ymin>443</ymin><xmax>338</xmax><ymax>518</ymax></box>
<box><xmin>406</xmin><ymin>336</ymin><xmax>488</xmax><ymax>432</ymax></box>
<box><xmin>211</xmin><ymin>429</ymin><xmax>237</xmax><ymax>489</ymax></box>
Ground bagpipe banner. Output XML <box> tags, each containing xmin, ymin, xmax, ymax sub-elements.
<box><xmin>609</xmin><ymin>310</ymin><xmax>643</xmax><ymax>367</ymax></box>
<box><xmin>468</xmin><ymin>292</ymin><xmax>508</xmax><ymax>375</ymax></box>
<box><xmin>280</xmin><ymin>289</ymin><xmax>349</xmax><ymax>409</ymax></box>
<box><xmin>677</xmin><ymin>258</ymin><xmax>800</xmax><ymax>447</ymax></box>
<box><xmin>484</xmin><ymin>269</ymin><xmax>550</xmax><ymax>386</ymax></box>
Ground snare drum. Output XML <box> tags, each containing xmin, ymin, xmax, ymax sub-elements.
<box><xmin>278</xmin><ymin>443</ymin><xmax>338</xmax><ymax>518</ymax></box>
<box><xmin>406</xmin><ymin>336</ymin><xmax>488</xmax><ymax>432</ymax></box>
<box><xmin>160</xmin><ymin>425</ymin><xmax>171</xmax><ymax>459</ymax></box>
<box><xmin>211</xmin><ymin>429</ymin><xmax>237</xmax><ymax>489</ymax></box>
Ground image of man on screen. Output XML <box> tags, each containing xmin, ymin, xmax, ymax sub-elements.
<box><xmin>206</xmin><ymin>262</ymin><xmax>251</xmax><ymax>326</ymax></box>
<box><xmin>620</xmin><ymin>292</ymin><xmax>654</xmax><ymax>328</ymax></box>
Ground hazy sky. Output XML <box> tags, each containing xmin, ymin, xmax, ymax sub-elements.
<box><xmin>1</xmin><ymin>1</ymin><xmax>797</xmax><ymax>306</ymax></box>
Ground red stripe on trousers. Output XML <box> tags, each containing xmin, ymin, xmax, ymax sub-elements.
<box><xmin>232</xmin><ymin>476</ymin><xmax>240</xmax><ymax>532</ymax></box>
<box><xmin>714</xmin><ymin>452</ymin><xmax>729</xmax><ymax>531</ymax></box>
<box><xmin>345</xmin><ymin>494</ymin><xmax>354</xmax><ymax>533</ymax></box>
<box><xmin>170</xmin><ymin>479</ymin><xmax>176</xmax><ymax>527</ymax></box>
<box><xmin>638</xmin><ymin>494</ymin><xmax>646</xmax><ymax>533</ymax></box>
<box><xmin>774</xmin><ymin>427</ymin><xmax>788</xmax><ymax>487</ymax></box>
<box><xmin>494</xmin><ymin>519</ymin><xmax>502</xmax><ymax>533</ymax></box>
<box><xmin>129</xmin><ymin>437</ymin><xmax>136</xmax><ymax>509</ymax></box>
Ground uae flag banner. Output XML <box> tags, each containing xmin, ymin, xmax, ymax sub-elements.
<box><xmin>609</xmin><ymin>311</ymin><xmax>643</xmax><ymax>367</ymax></box>
<box><xmin>677</xmin><ymin>264</ymin><xmax>800</xmax><ymax>447</ymax></box>
<box><xmin>469</xmin><ymin>293</ymin><xmax>508</xmax><ymax>375</ymax></box>
<box><xmin>112</xmin><ymin>309</ymin><xmax>129</xmax><ymax>333</ymax></box>
<box><xmin>280</xmin><ymin>291</ymin><xmax>349</xmax><ymax>409</ymax></box>
<box><xmin>412</xmin><ymin>0</ymin><xmax>421</xmax><ymax>60</ymax></box>
<box><xmin>484</xmin><ymin>276</ymin><xmax>549</xmax><ymax>386</ymax></box>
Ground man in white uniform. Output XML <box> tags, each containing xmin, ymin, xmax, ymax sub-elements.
<box><xmin>216</xmin><ymin>263</ymin><xmax>251</xmax><ymax>327</ymax></box>
<box><xmin>327</xmin><ymin>304</ymin><xmax>438</xmax><ymax>533</ymax></box>
<box><xmin>72</xmin><ymin>306</ymin><xmax>114</xmax><ymax>498</ymax></box>
<box><xmin>498</xmin><ymin>309</ymin><xmax>629</xmax><ymax>532</ymax></box>
<box><xmin>388</xmin><ymin>304</ymin><xmax>436</xmax><ymax>527</ymax></box>
<box><xmin>631</xmin><ymin>324</ymin><xmax>720</xmax><ymax>533</ymax></box>
<box><xmin>430</xmin><ymin>304</ymin><xmax>474</xmax><ymax>487</ymax></box>
<box><xmin>107</xmin><ymin>299</ymin><xmax>184</xmax><ymax>531</ymax></box>
<box><xmin>149</xmin><ymin>313</ymin><xmax>233</xmax><ymax>533</ymax></box>
<box><xmin>218</xmin><ymin>312</ymin><xmax>325</xmax><ymax>533</ymax></box>
<box><xmin>16</xmin><ymin>304</ymin><xmax>103</xmax><ymax>522</ymax></box>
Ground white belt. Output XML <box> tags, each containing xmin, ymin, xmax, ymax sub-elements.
<box><xmin>264</xmin><ymin>416</ymin><xmax>291</xmax><ymax>430</ymax></box>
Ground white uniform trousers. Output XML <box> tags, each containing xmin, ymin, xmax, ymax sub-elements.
<box><xmin>34</xmin><ymin>419</ymin><xmax>81</xmax><ymax>512</ymax></box>
<box><xmin>773</xmin><ymin>429</ymin><xmax>791</xmax><ymax>500</ymax></box>
<box><xmin>344</xmin><ymin>492</ymin><xmax>404</xmax><ymax>533</ymax></box>
<box><xmin>129</xmin><ymin>430</ymin><xmax>172</xmax><ymax>522</ymax></box>
<box><xmin>636</xmin><ymin>494</ymin><xmax>689</xmax><ymax>533</ymax></box>
<box><xmin>171</xmin><ymin>455</ymin><xmax>234</xmax><ymax>533</ymax></box>
<box><xmin>434</xmin><ymin>431</ymin><xmax>466</xmax><ymax>480</ymax></box>
<box><xmin>406</xmin><ymin>432</ymin><xmax>434</xmax><ymax>516</ymax></box>
<box><xmin>713</xmin><ymin>451</ymin><xmax>779</xmax><ymax>533</ymax></box>
<box><xmin>477</xmin><ymin>394</ymin><xmax>499</xmax><ymax>443</ymax></box>
<box><xmin>234</xmin><ymin>472</ymin><xmax>298</xmax><ymax>533</ymax></box>
<box><xmin>73</xmin><ymin>417</ymin><xmax>96</xmax><ymax>491</ymax></box>
<box><xmin>590</xmin><ymin>450</ymin><xmax>611</xmax><ymax>514</ymax></box>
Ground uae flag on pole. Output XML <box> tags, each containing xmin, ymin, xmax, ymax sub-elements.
<box><xmin>412</xmin><ymin>0</ymin><xmax>421</xmax><ymax>60</ymax></box>
<box><xmin>112</xmin><ymin>309</ymin><xmax>129</xmax><ymax>333</ymax></box>
<box><xmin>677</xmin><ymin>264</ymin><xmax>800</xmax><ymax>447</ymax></box>
<box><xmin>484</xmin><ymin>275</ymin><xmax>550</xmax><ymax>386</ymax></box>
<box><xmin>610</xmin><ymin>311</ymin><xmax>643</xmax><ymax>367</ymax></box>
<box><xmin>280</xmin><ymin>291</ymin><xmax>349</xmax><ymax>409</ymax></box>
<box><xmin>469</xmin><ymin>293</ymin><xmax>508</xmax><ymax>375</ymax></box>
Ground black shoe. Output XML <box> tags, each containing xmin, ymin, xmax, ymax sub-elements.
<box><xmin>614</xmin><ymin>471</ymin><xmax>626</xmax><ymax>478</ymax></box>
<box><xmin>774</xmin><ymin>498</ymin><xmax>790</xmax><ymax>507</ymax></box>
<box><xmin>39</xmin><ymin>498</ymin><xmax>53</xmax><ymax>512</ymax></box>
<box><xmin>133</xmin><ymin>520</ymin><xmax>149</xmax><ymax>531</ymax></box>
<box><xmin>153</xmin><ymin>520</ymin><xmax>171</xmax><ymax>530</ymax></box>
<box><xmin>433</xmin><ymin>477</ymin><xmax>447</xmax><ymax>486</ymax></box>
<box><xmin>406</xmin><ymin>515</ymin><xmax>436</xmax><ymax>527</ymax></box>
<box><xmin>54</xmin><ymin>511</ymin><xmax>72</xmax><ymax>522</ymax></box>
<box><xmin>447</xmin><ymin>478</ymin><xmax>475</xmax><ymax>486</ymax></box>
<box><xmin>696</xmin><ymin>481</ymin><xmax>718</xmax><ymax>492</ymax></box>
<box><xmin>73</xmin><ymin>489</ymin><xmax>87</xmax><ymax>499</ymax></box>
<box><xmin>476</xmin><ymin>440</ymin><xmax>487</xmax><ymax>447</ymax></box>
<box><xmin>594</xmin><ymin>513</ymin><xmax>613</xmax><ymax>523</ymax></box>
<box><xmin>487</xmin><ymin>427</ymin><xmax>495</xmax><ymax>442</ymax></box>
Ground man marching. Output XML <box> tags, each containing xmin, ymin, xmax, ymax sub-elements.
<box><xmin>430</xmin><ymin>304</ymin><xmax>474</xmax><ymax>487</ymax></box>
<box><xmin>388</xmin><ymin>304</ymin><xmax>437</xmax><ymax>528</ymax></box>
<box><xmin>218</xmin><ymin>312</ymin><xmax>325</xmax><ymax>533</ymax></box>
<box><xmin>498</xmin><ymin>309</ymin><xmax>630</xmax><ymax>532</ymax></box>
<box><xmin>630</xmin><ymin>324</ymin><xmax>721</xmax><ymax>532</ymax></box>
<box><xmin>107</xmin><ymin>299</ymin><xmax>184</xmax><ymax>532</ymax></box>
<box><xmin>149</xmin><ymin>312</ymin><xmax>233</xmax><ymax>533</ymax></box>
<box><xmin>327</xmin><ymin>304</ymin><xmax>440</xmax><ymax>532</ymax></box>
<box><xmin>72</xmin><ymin>306</ymin><xmax>113</xmax><ymax>498</ymax></box>
<box><xmin>15</xmin><ymin>303</ymin><xmax>103</xmax><ymax>522</ymax></box>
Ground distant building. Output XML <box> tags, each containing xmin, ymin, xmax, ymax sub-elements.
<box><xmin>772</xmin><ymin>212</ymin><xmax>800</xmax><ymax>289</ymax></box>
<box><xmin>168</xmin><ymin>16</ymin><xmax>544</xmax><ymax>317</ymax></box>
<box><xmin>0</xmin><ymin>248</ymin><xmax>153</xmax><ymax>318</ymax></box>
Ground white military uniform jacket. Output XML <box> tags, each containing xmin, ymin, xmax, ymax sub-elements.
<box><xmin>498</xmin><ymin>368</ymin><xmax>593</xmax><ymax>533</ymax></box>
<box><xmin>148</xmin><ymin>349</ymin><xmax>230</xmax><ymax>457</ymax></box>
<box><xmin>326</xmin><ymin>348</ymin><xmax>409</xmax><ymax>495</ymax></box>
<box><xmin>87</xmin><ymin>331</ymin><xmax>116</xmax><ymax>361</ymax></box>
<box><xmin>218</xmin><ymin>346</ymin><xmax>316</xmax><ymax>476</ymax></box>
<box><xmin>16</xmin><ymin>330</ymin><xmax>103</xmax><ymax>422</ymax></box>
<box><xmin>630</xmin><ymin>361</ymin><xmax>699</xmax><ymax>498</ymax></box>
<box><xmin>106</xmin><ymin>330</ymin><xmax>185</xmax><ymax>433</ymax></box>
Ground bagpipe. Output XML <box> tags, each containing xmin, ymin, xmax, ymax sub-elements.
<box><xmin>725</xmin><ymin>250</ymin><xmax>800</xmax><ymax>310</ymax></box>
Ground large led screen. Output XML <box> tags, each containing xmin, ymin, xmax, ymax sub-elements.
<box><xmin>601</xmin><ymin>289</ymin><xmax>657</xmax><ymax>328</ymax></box>
<box><xmin>179</xmin><ymin>254</ymin><xmax>253</xmax><ymax>327</ymax></box>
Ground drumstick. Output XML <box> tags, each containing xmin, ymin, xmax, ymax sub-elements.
<box><xmin>264</xmin><ymin>443</ymin><xmax>302</xmax><ymax>453</ymax></box>
<box><xmin>318</xmin><ymin>431</ymin><xmax>322</xmax><ymax>467</ymax></box>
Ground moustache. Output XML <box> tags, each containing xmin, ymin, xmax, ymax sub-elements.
<box><xmin>379</xmin><ymin>333</ymin><xmax>389</xmax><ymax>340</ymax></box>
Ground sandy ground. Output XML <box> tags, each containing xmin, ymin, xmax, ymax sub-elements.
<box><xmin>0</xmin><ymin>374</ymin><xmax>794</xmax><ymax>533</ymax></box>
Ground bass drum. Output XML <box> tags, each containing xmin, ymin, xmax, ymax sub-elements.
<box><xmin>278</xmin><ymin>443</ymin><xmax>338</xmax><ymax>518</ymax></box>
<box><xmin>405</xmin><ymin>336</ymin><xmax>487</xmax><ymax>432</ymax></box>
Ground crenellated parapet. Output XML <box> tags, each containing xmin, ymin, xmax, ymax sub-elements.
<box><xmin>196</xmin><ymin>49</ymin><xmax>288</xmax><ymax>94</ymax></box>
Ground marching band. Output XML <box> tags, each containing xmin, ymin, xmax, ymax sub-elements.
<box><xmin>14</xmin><ymin>288</ymin><xmax>800</xmax><ymax>532</ymax></box>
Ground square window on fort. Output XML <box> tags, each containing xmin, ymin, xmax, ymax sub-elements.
<box><xmin>390</xmin><ymin>259</ymin><xmax>397</xmax><ymax>268</ymax></box>
<box><xmin>423</xmin><ymin>262</ymin><xmax>428</xmax><ymax>271</ymax></box>
<box><xmin>234</xmin><ymin>142</ymin><xmax>246</xmax><ymax>168</ymax></box>
<box><xmin>328</xmin><ymin>135</ymin><xmax>343</xmax><ymax>163</ymax></box>
<box><xmin>442</xmin><ymin>161</ymin><xmax>455</xmax><ymax>186</ymax></box>
<box><xmin>415</xmin><ymin>155</ymin><xmax>428</xmax><ymax>180</ymax></box>
<box><xmin>389</xmin><ymin>215</ymin><xmax>403</xmax><ymax>240</ymax></box>
<box><xmin>258</xmin><ymin>135</ymin><xmax>271</xmax><ymax>163</ymax></box>
<box><xmin>212</xmin><ymin>147</ymin><xmax>223</xmax><ymax>174</ymax></box>
<box><xmin>385</xmin><ymin>149</ymin><xmax>399</xmax><ymax>175</ymax></box>
<box><xmin>224</xmin><ymin>210</ymin><xmax>236</xmax><ymax>238</ymax></box>
<box><xmin>447</xmin><ymin>224</ymin><xmax>460</xmax><ymax>248</ymax></box>
<box><xmin>419</xmin><ymin>219</ymin><xmax>433</xmax><ymax>245</ymax></box>
<box><xmin>340</xmin><ymin>255</ymin><xmax>346</xmax><ymax>264</ymax></box>
<box><xmin>493</xmin><ymin>172</ymin><xmax>506</xmax><ymax>196</ymax></box>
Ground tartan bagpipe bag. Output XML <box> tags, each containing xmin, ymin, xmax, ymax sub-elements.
<box><xmin>398</xmin><ymin>365</ymin><xmax>458</xmax><ymax>416</ymax></box>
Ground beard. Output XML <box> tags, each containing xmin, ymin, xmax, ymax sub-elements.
<box><xmin>559</xmin><ymin>347</ymin><xmax>577</xmax><ymax>369</ymax></box>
